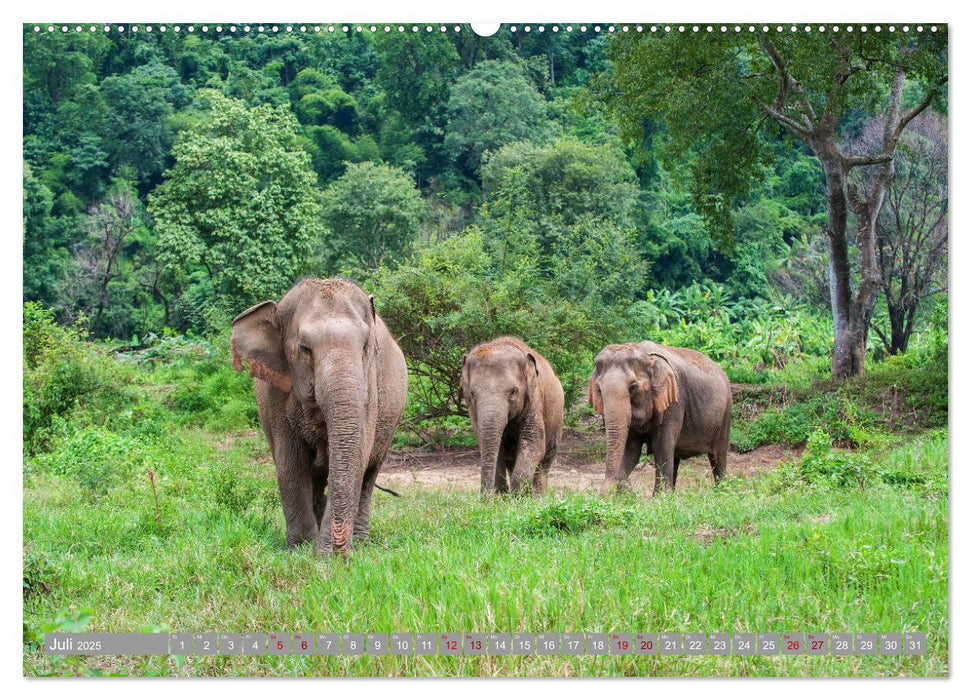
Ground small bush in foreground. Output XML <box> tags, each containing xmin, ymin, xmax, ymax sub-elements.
<box><xmin>519</xmin><ymin>493</ymin><xmax>634</xmax><ymax>536</ymax></box>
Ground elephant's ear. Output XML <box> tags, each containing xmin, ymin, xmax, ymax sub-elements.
<box><xmin>460</xmin><ymin>355</ymin><xmax>477</xmax><ymax>430</ymax></box>
<box><xmin>649</xmin><ymin>355</ymin><xmax>679</xmax><ymax>416</ymax></box>
<box><xmin>525</xmin><ymin>353</ymin><xmax>539</xmax><ymax>376</ymax></box>
<box><xmin>587</xmin><ymin>375</ymin><xmax>603</xmax><ymax>414</ymax></box>
<box><xmin>460</xmin><ymin>354</ymin><xmax>471</xmax><ymax>397</ymax></box>
<box><xmin>523</xmin><ymin>352</ymin><xmax>540</xmax><ymax>400</ymax></box>
<box><xmin>364</xmin><ymin>295</ymin><xmax>379</xmax><ymax>358</ymax></box>
<box><xmin>231</xmin><ymin>301</ymin><xmax>291</xmax><ymax>393</ymax></box>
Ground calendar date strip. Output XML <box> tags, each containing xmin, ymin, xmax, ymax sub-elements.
<box><xmin>44</xmin><ymin>632</ymin><xmax>928</xmax><ymax>656</ymax></box>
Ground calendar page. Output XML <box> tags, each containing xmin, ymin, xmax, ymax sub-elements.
<box><xmin>20</xmin><ymin>13</ymin><xmax>949</xmax><ymax>679</ymax></box>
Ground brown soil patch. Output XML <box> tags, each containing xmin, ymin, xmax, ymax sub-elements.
<box><xmin>380</xmin><ymin>430</ymin><xmax>801</xmax><ymax>495</ymax></box>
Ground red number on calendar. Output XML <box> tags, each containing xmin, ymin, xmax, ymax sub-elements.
<box><xmin>786</xmin><ymin>640</ymin><xmax>799</xmax><ymax>651</ymax></box>
<box><xmin>618</xmin><ymin>640</ymin><xmax>629</xmax><ymax>650</ymax></box>
<box><xmin>301</xmin><ymin>641</ymin><xmax>308</xmax><ymax>651</ymax></box>
<box><xmin>447</xmin><ymin>641</ymin><xmax>457</xmax><ymax>651</ymax></box>
<box><xmin>811</xmin><ymin>640</ymin><xmax>823</xmax><ymax>650</ymax></box>
<box><xmin>472</xmin><ymin>640</ymin><xmax>482</xmax><ymax>650</ymax></box>
<box><xmin>640</xmin><ymin>640</ymin><xmax>654</xmax><ymax>650</ymax></box>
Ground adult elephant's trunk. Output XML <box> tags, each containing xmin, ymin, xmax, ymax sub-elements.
<box><xmin>476</xmin><ymin>405</ymin><xmax>508</xmax><ymax>496</ymax></box>
<box><xmin>317</xmin><ymin>357</ymin><xmax>368</xmax><ymax>555</ymax></box>
<box><xmin>600</xmin><ymin>375</ymin><xmax>632</xmax><ymax>494</ymax></box>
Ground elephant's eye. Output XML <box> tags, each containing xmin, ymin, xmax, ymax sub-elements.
<box><xmin>628</xmin><ymin>381</ymin><xmax>639</xmax><ymax>395</ymax></box>
<box><xmin>509</xmin><ymin>387</ymin><xmax>519</xmax><ymax>399</ymax></box>
<box><xmin>298</xmin><ymin>344</ymin><xmax>311</xmax><ymax>355</ymax></box>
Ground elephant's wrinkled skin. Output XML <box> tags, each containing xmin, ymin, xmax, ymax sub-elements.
<box><xmin>461</xmin><ymin>337</ymin><xmax>564</xmax><ymax>496</ymax></box>
<box><xmin>587</xmin><ymin>341</ymin><xmax>731</xmax><ymax>495</ymax></box>
<box><xmin>231</xmin><ymin>278</ymin><xmax>407</xmax><ymax>555</ymax></box>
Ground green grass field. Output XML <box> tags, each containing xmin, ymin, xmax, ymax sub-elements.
<box><xmin>23</xmin><ymin>421</ymin><xmax>948</xmax><ymax>677</ymax></box>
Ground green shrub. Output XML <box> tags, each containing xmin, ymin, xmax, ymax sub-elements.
<box><xmin>207</xmin><ymin>463</ymin><xmax>261</xmax><ymax>516</ymax></box>
<box><xmin>169</xmin><ymin>363</ymin><xmax>258</xmax><ymax>431</ymax></box>
<box><xmin>519</xmin><ymin>493</ymin><xmax>634</xmax><ymax>536</ymax></box>
<box><xmin>368</xmin><ymin>229</ymin><xmax>619</xmax><ymax>431</ymax></box>
<box><xmin>872</xmin><ymin>429</ymin><xmax>948</xmax><ymax>496</ymax></box>
<box><xmin>796</xmin><ymin>429</ymin><xmax>873</xmax><ymax>487</ymax></box>
<box><xmin>23</xmin><ymin>546</ymin><xmax>58</xmax><ymax>598</ymax></box>
<box><xmin>23</xmin><ymin>302</ymin><xmax>82</xmax><ymax>370</ymax></box>
<box><xmin>791</xmin><ymin>429</ymin><xmax>947</xmax><ymax>493</ymax></box>
<box><xmin>29</xmin><ymin>424</ymin><xmax>149</xmax><ymax>496</ymax></box>
<box><xmin>23</xmin><ymin>303</ymin><xmax>131</xmax><ymax>453</ymax></box>
<box><xmin>626</xmin><ymin>283</ymin><xmax>833</xmax><ymax>371</ymax></box>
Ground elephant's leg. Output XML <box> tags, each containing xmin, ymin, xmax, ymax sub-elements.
<box><xmin>613</xmin><ymin>436</ymin><xmax>642</xmax><ymax>493</ymax></box>
<box><xmin>602</xmin><ymin>435</ymin><xmax>642</xmax><ymax>495</ymax></box>
<box><xmin>621</xmin><ymin>437</ymin><xmax>643</xmax><ymax>479</ymax></box>
<box><xmin>512</xmin><ymin>437</ymin><xmax>547</xmax><ymax>495</ymax></box>
<box><xmin>270</xmin><ymin>429</ymin><xmax>317</xmax><ymax>548</ymax></box>
<box><xmin>533</xmin><ymin>440</ymin><xmax>557</xmax><ymax>495</ymax></box>
<box><xmin>532</xmin><ymin>462</ymin><xmax>550</xmax><ymax>495</ymax></box>
<box><xmin>710</xmin><ymin>439</ymin><xmax>729</xmax><ymax>483</ymax></box>
<box><xmin>509</xmin><ymin>447</ymin><xmax>536</xmax><ymax>495</ymax></box>
<box><xmin>511</xmin><ymin>420</ymin><xmax>547</xmax><ymax>495</ymax></box>
<box><xmin>311</xmin><ymin>451</ymin><xmax>328</xmax><ymax>527</ymax></box>
<box><xmin>651</xmin><ymin>432</ymin><xmax>678</xmax><ymax>494</ymax></box>
<box><xmin>672</xmin><ymin>457</ymin><xmax>681</xmax><ymax>487</ymax></box>
<box><xmin>353</xmin><ymin>460</ymin><xmax>382</xmax><ymax>542</ymax></box>
<box><xmin>494</xmin><ymin>444</ymin><xmax>510</xmax><ymax>493</ymax></box>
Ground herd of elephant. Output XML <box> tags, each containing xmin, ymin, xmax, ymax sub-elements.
<box><xmin>231</xmin><ymin>278</ymin><xmax>732</xmax><ymax>556</ymax></box>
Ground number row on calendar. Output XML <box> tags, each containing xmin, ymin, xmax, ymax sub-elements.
<box><xmin>45</xmin><ymin>632</ymin><xmax>928</xmax><ymax>656</ymax></box>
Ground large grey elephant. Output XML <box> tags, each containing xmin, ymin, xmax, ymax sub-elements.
<box><xmin>461</xmin><ymin>337</ymin><xmax>564</xmax><ymax>496</ymax></box>
<box><xmin>231</xmin><ymin>278</ymin><xmax>407</xmax><ymax>555</ymax></box>
<box><xmin>587</xmin><ymin>341</ymin><xmax>731</xmax><ymax>495</ymax></box>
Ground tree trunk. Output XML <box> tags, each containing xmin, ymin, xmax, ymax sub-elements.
<box><xmin>817</xmin><ymin>141</ymin><xmax>868</xmax><ymax>378</ymax></box>
<box><xmin>890</xmin><ymin>310</ymin><xmax>909</xmax><ymax>355</ymax></box>
<box><xmin>888</xmin><ymin>303</ymin><xmax>917</xmax><ymax>355</ymax></box>
<box><xmin>750</xmin><ymin>40</ymin><xmax>943</xmax><ymax>379</ymax></box>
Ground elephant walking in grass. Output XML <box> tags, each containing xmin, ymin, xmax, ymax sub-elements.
<box><xmin>231</xmin><ymin>278</ymin><xmax>407</xmax><ymax>555</ymax></box>
<box><xmin>461</xmin><ymin>337</ymin><xmax>564</xmax><ymax>496</ymax></box>
<box><xmin>587</xmin><ymin>341</ymin><xmax>731</xmax><ymax>495</ymax></box>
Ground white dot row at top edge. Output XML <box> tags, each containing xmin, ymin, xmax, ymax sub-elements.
<box><xmin>32</xmin><ymin>24</ymin><xmax>941</xmax><ymax>35</ymax></box>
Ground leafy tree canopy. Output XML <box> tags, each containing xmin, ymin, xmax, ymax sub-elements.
<box><xmin>445</xmin><ymin>60</ymin><xmax>553</xmax><ymax>176</ymax></box>
<box><xmin>149</xmin><ymin>90</ymin><xmax>322</xmax><ymax>315</ymax></box>
<box><xmin>319</xmin><ymin>161</ymin><xmax>426</xmax><ymax>273</ymax></box>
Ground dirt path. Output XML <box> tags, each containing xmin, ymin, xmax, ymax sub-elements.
<box><xmin>381</xmin><ymin>430</ymin><xmax>800</xmax><ymax>494</ymax></box>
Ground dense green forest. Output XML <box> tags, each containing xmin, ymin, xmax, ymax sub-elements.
<box><xmin>23</xmin><ymin>25</ymin><xmax>947</xmax><ymax>429</ymax></box>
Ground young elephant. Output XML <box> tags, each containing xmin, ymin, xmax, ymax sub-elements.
<box><xmin>231</xmin><ymin>278</ymin><xmax>408</xmax><ymax>555</ymax></box>
<box><xmin>461</xmin><ymin>337</ymin><xmax>564</xmax><ymax>496</ymax></box>
<box><xmin>587</xmin><ymin>341</ymin><xmax>731</xmax><ymax>495</ymax></box>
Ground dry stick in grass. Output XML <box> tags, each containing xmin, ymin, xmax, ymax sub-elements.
<box><xmin>147</xmin><ymin>468</ymin><xmax>160</xmax><ymax>527</ymax></box>
<box><xmin>889</xmin><ymin>384</ymin><xmax>900</xmax><ymax>432</ymax></box>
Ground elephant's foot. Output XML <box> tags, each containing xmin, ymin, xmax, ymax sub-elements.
<box><xmin>650</xmin><ymin>480</ymin><xmax>674</xmax><ymax>497</ymax></box>
<box><xmin>508</xmin><ymin>477</ymin><xmax>534</xmax><ymax>497</ymax></box>
<box><xmin>353</xmin><ymin>523</ymin><xmax>371</xmax><ymax>543</ymax></box>
<box><xmin>315</xmin><ymin>520</ymin><xmax>356</xmax><ymax>556</ymax></box>
<box><xmin>287</xmin><ymin>535</ymin><xmax>317</xmax><ymax>549</ymax></box>
<box><xmin>286</xmin><ymin>529</ymin><xmax>318</xmax><ymax>550</ymax></box>
<box><xmin>532</xmin><ymin>466</ymin><xmax>551</xmax><ymax>495</ymax></box>
<box><xmin>601</xmin><ymin>479</ymin><xmax>633</xmax><ymax>497</ymax></box>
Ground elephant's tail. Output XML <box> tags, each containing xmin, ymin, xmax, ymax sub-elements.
<box><xmin>375</xmin><ymin>483</ymin><xmax>402</xmax><ymax>497</ymax></box>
